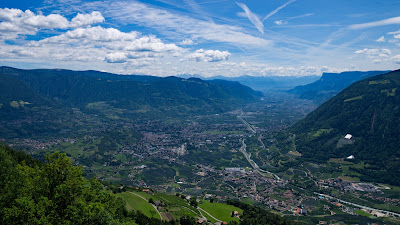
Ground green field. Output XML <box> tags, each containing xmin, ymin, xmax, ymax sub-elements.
<box><xmin>354</xmin><ymin>210</ymin><xmax>373</xmax><ymax>218</ymax></box>
<box><xmin>198</xmin><ymin>200</ymin><xmax>243</xmax><ymax>223</ymax></box>
<box><xmin>118</xmin><ymin>191</ymin><xmax>204</xmax><ymax>221</ymax></box>
<box><xmin>116</xmin><ymin>192</ymin><xmax>161</xmax><ymax>219</ymax></box>
<box><xmin>312</xmin><ymin>129</ymin><xmax>332</xmax><ymax>138</ymax></box>
<box><xmin>155</xmin><ymin>193</ymin><xmax>200</xmax><ymax>215</ymax></box>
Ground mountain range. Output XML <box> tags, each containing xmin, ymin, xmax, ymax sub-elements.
<box><xmin>0</xmin><ymin>67</ymin><xmax>262</xmax><ymax>119</ymax></box>
<box><xmin>288</xmin><ymin>71</ymin><xmax>389</xmax><ymax>104</ymax></box>
<box><xmin>178</xmin><ymin>74</ymin><xmax>320</xmax><ymax>91</ymax></box>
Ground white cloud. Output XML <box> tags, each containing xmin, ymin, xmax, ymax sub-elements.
<box><xmin>394</xmin><ymin>34</ymin><xmax>400</xmax><ymax>39</ymax></box>
<box><xmin>180</xmin><ymin>38</ymin><xmax>195</xmax><ymax>45</ymax></box>
<box><xmin>274</xmin><ymin>20</ymin><xmax>288</xmax><ymax>25</ymax></box>
<box><xmin>392</xmin><ymin>55</ymin><xmax>400</xmax><ymax>64</ymax></box>
<box><xmin>1</xmin><ymin>26</ymin><xmax>184</xmax><ymax>67</ymax></box>
<box><xmin>376</xmin><ymin>36</ymin><xmax>385</xmax><ymax>42</ymax></box>
<box><xmin>236</xmin><ymin>2</ymin><xmax>264</xmax><ymax>34</ymax></box>
<box><xmin>0</xmin><ymin>8</ymin><xmax>105</xmax><ymax>39</ymax></box>
<box><xmin>103</xmin><ymin>1</ymin><xmax>271</xmax><ymax>47</ymax></box>
<box><xmin>354</xmin><ymin>48</ymin><xmax>393</xmax><ymax>64</ymax></box>
<box><xmin>274</xmin><ymin>13</ymin><xmax>313</xmax><ymax>26</ymax></box>
<box><xmin>105</xmin><ymin>52</ymin><xmax>127</xmax><ymax>63</ymax></box>
<box><xmin>354</xmin><ymin>48</ymin><xmax>391</xmax><ymax>57</ymax></box>
<box><xmin>33</xmin><ymin>26</ymin><xmax>139</xmax><ymax>44</ymax></box>
<box><xmin>387</xmin><ymin>30</ymin><xmax>400</xmax><ymax>35</ymax></box>
<box><xmin>0</xmin><ymin>8</ymin><xmax>68</xmax><ymax>38</ymax></box>
<box><xmin>349</xmin><ymin>16</ymin><xmax>400</xmax><ymax>30</ymax></box>
<box><xmin>187</xmin><ymin>49</ymin><xmax>231</xmax><ymax>62</ymax></box>
<box><xmin>203</xmin><ymin>62</ymin><xmax>343</xmax><ymax>77</ymax></box>
<box><xmin>70</xmin><ymin>11</ymin><xmax>104</xmax><ymax>28</ymax></box>
<box><xmin>31</xmin><ymin>26</ymin><xmax>182</xmax><ymax>54</ymax></box>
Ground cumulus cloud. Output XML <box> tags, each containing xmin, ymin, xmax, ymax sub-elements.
<box><xmin>236</xmin><ymin>2</ymin><xmax>264</xmax><ymax>34</ymax></box>
<box><xmin>105</xmin><ymin>52</ymin><xmax>127</xmax><ymax>63</ymax></box>
<box><xmin>392</xmin><ymin>55</ymin><xmax>400</xmax><ymax>64</ymax></box>
<box><xmin>0</xmin><ymin>8</ymin><xmax>104</xmax><ymax>39</ymax></box>
<box><xmin>33</xmin><ymin>26</ymin><xmax>139</xmax><ymax>45</ymax></box>
<box><xmin>349</xmin><ymin>16</ymin><xmax>400</xmax><ymax>30</ymax></box>
<box><xmin>355</xmin><ymin>48</ymin><xmax>391</xmax><ymax>57</ymax></box>
<box><xmin>187</xmin><ymin>49</ymin><xmax>231</xmax><ymax>62</ymax></box>
<box><xmin>180</xmin><ymin>38</ymin><xmax>195</xmax><ymax>45</ymax></box>
<box><xmin>31</xmin><ymin>26</ymin><xmax>182</xmax><ymax>53</ymax></box>
<box><xmin>355</xmin><ymin>48</ymin><xmax>392</xmax><ymax>64</ymax></box>
<box><xmin>70</xmin><ymin>11</ymin><xmax>105</xmax><ymax>28</ymax></box>
<box><xmin>12</xmin><ymin>26</ymin><xmax>184</xmax><ymax>66</ymax></box>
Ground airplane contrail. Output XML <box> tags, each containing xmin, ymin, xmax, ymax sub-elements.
<box><xmin>262</xmin><ymin>0</ymin><xmax>297</xmax><ymax>22</ymax></box>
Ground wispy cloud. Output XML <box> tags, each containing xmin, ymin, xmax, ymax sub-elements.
<box><xmin>236</xmin><ymin>2</ymin><xmax>264</xmax><ymax>34</ymax></box>
<box><xmin>100</xmin><ymin>1</ymin><xmax>271</xmax><ymax>47</ymax></box>
<box><xmin>348</xmin><ymin>16</ymin><xmax>400</xmax><ymax>30</ymax></box>
<box><xmin>387</xmin><ymin>30</ymin><xmax>400</xmax><ymax>35</ymax></box>
<box><xmin>287</xmin><ymin>13</ymin><xmax>314</xmax><ymax>20</ymax></box>
<box><xmin>262</xmin><ymin>0</ymin><xmax>296</xmax><ymax>22</ymax></box>
<box><xmin>274</xmin><ymin>13</ymin><xmax>313</xmax><ymax>25</ymax></box>
<box><xmin>183</xmin><ymin>0</ymin><xmax>212</xmax><ymax>21</ymax></box>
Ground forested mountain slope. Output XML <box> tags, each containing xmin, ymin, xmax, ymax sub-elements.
<box><xmin>289</xmin><ymin>70</ymin><xmax>400</xmax><ymax>185</ymax></box>
<box><xmin>0</xmin><ymin>67</ymin><xmax>262</xmax><ymax>117</ymax></box>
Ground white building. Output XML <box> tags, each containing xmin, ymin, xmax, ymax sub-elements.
<box><xmin>344</xmin><ymin>134</ymin><xmax>352</xmax><ymax>140</ymax></box>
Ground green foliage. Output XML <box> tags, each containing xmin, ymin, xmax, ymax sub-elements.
<box><xmin>178</xmin><ymin>216</ymin><xmax>196</xmax><ymax>225</ymax></box>
<box><xmin>189</xmin><ymin>197</ymin><xmax>198</xmax><ymax>208</ymax></box>
<box><xmin>227</xmin><ymin>200</ymin><xmax>298</xmax><ymax>225</ymax></box>
<box><xmin>0</xmin><ymin>145</ymin><xmax>128</xmax><ymax>225</ymax></box>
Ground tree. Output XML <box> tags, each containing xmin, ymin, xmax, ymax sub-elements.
<box><xmin>149</xmin><ymin>198</ymin><xmax>155</xmax><ymax>204</ymax></box>
<box><xmin>1</xmin><ymin>151</ymin><xmax>127</xmax><ymax>225</ymax></box>
<box><xmin>189</xmin><ymin>197</ymin><xmax>198</xmax><ymax>208</ymax></box>
<box><xmin>179</xmin><ymin>216</ymin><xmax>196</xmax><ymax>225</ymax></box>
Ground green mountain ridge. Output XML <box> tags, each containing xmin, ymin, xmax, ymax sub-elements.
<box><xmin>287</xmin><ymin>69</ymin><xmax>400</xmax><ymax>185</ymax></box>
<box><xmin>0</xmin><ymin>66</ymin><xmax>262</xmax><ymax>118</ymax></box>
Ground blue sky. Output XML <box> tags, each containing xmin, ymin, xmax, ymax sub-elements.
<box><xmin>1</xmin><ymin>0</ymin><xmax>400</xmax><ymax>77</ymax></box>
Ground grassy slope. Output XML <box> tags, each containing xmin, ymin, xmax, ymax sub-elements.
<box><xmin>116</xmin><ymin>192</ymin><xmax>161</xmax><ymax>220</ymax></box>
<box><xmin>198</xmin><ymin>200</ymin><xmax>243</xmax><ymax>223</ymax></box>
